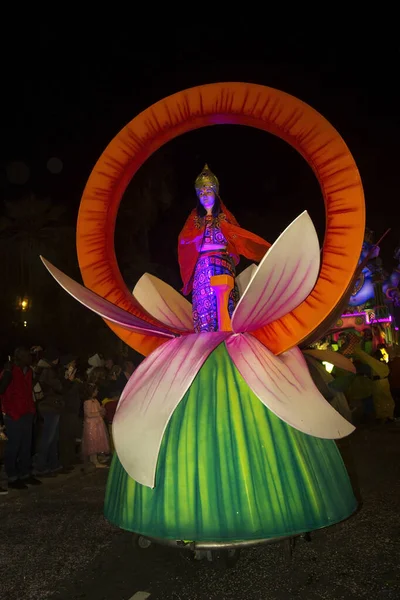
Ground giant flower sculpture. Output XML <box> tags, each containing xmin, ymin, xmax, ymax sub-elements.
<box><xmin>41</xmin><ymin>81</ymin><xmax>364</xmax><ymax>542</ymax></box>
<box><xmin>42</xmin><ymin>211</ymin><xmax>354</xmax><ymax>491</ymax></box>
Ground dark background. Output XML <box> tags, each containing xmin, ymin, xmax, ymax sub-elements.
<box><xmin>1</xmin><ymin>25</ymin><xmax>399</xmax><ymax>358</ymax></box>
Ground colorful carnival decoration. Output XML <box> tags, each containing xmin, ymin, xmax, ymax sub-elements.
<box><xmin>42</xmin><ymin>83</ymin><xmax>365</xmax><ymax>551</ymax></box>
<box><xmin>327</xmin><ymin>229</ymin><xmax>400</xmax><ymax>351</ymax></box>
<box><xmin>348</xmin><ymin>229</ymin><xmax>400</xmax><ymax>308</ymax></box>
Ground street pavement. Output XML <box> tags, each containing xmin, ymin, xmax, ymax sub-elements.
<box><xmin>1</xmin><ymin>423</ymin><xmax>399</xmax><ymax>600</ymax></box>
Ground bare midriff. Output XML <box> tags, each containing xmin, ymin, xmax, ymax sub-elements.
<box><xmin>201</xmin><ymin>242</ymin><xmax>227</xmax><ymax>252</ymax></box>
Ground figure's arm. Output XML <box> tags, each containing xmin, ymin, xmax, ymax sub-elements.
<box><xmin>179</xmin><ymin>234</ymin><xmax>203</xmax><ymax>246</ymax></box>
<box><xmin>178</xmin><ymin>211</ymin><xmax>205</xmax><ymax>295</ymax></box>
<box><xmin>227</xmin><ymin>222</ymin><xmax>271</xmax><ymax>262</ymax></box>
<box><xmin>178</xmin><ymin>211</ymin><xmax>203</xmax><ymax>248</ymax></box>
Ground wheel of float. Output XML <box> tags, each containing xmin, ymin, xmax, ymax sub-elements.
<box><xmin>132</xmin><ymin>534</ymin><xmax>152</xmax><ymax>549</ymax></box>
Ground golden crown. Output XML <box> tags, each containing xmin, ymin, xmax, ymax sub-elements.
<box><xmin>194</xmin><ymin>164</ymin><xmax>219</xmax><ymax>194</ymax></box>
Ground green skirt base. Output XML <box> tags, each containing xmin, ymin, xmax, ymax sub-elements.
<box><xmin>105</xmin><ymin>345</ymin><xmax>357</xmax><ymax>542</ymax></box>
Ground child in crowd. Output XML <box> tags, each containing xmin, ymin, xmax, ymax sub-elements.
<box><xmin>81</xmin><ymin>383</ymin><xmax>110</xmax><ymax>468</ymax></box>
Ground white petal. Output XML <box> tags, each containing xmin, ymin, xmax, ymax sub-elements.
<box><xmin>113</xmin><ymin>332</ymin><xmax>229</xmax><ymax>488</ymax></box>
<box><xmin>231</xmin><ymin>211</ymin><xmax>320</xmax><ymax>333</ymax></box>
<box><xmin>236</xmin><ymin>264</ymin><xmax>257</xmax><ymax>297</ymax></box>
<box><xmin>41</xmin><ymin>257</ymin><xmax>174</xmax><ymax>338</ymax></box>
<box><xmin>225</xmin><ymin>333</ymin><xmax>354</xmax><ymax>439</ymax></box>
<box><xmin>133</xmin><ymin>273</ymin><xmax>193</xmax><ymax>332</ymax></box>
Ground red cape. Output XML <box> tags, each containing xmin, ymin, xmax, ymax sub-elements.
<box><xmin>178</xmin><ymin>202</ymin><xmax>271</xmax><ymax>295</ymax></box>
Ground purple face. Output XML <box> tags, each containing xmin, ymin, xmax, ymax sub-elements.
<box><xmin>197</xmin><ymin>187</ymin><xmax>215</xmax><ymax>211</ymax></box>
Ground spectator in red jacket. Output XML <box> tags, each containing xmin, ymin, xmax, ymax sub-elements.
<box><xmin>0</xmin><ymin>347</ymin><xmax>42</xmax><ymax>489</ymax></box>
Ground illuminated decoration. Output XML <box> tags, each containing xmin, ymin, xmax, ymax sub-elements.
<box><xmin>348</xmin><ymin>230</ymin><xmax>400</xmax><ymax>308</ymax></box>
<box><xmin>42</xmin><ymin>214</ymin><xmax>357</xmax><ymax>539</ymax></box>
<box><xmin>380</xmin><ymin>348</ymin><xmax>389</xmax><ymax>363</ymax></box>
<box><xmin>370</xmin><ymin>316</ymin><xmax>392</xmax><ymax>324</ymax></box>
<box><xmin>329</xmin><ymin>304</ymin><xmax>397</xmax><ymax>352</ymax></box>
<box><xmin>322</xmin><ymin>361</ymin><xmax>334</xmax><ymax>373</ymax></box>
<box><xmin>42</xmin><ymin>83</ymin><xmax>364</xmax><ymax>545</ymax></box>
<box><xmin>341</xmin><ymin>311</ymin><xmax>393</xmax><ymax>324</ymax></box>
<box><xmin>43</xmin><ymin>210</ymin><xmax>354</xmax><ymax>481</ymax></box>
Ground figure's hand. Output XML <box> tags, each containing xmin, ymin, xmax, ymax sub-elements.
<box><xmin>180</xmin><ymin>235</ymin><xmax>203</xmax><ymax>246</ymax></box>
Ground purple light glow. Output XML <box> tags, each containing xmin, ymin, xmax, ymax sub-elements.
<box><xmin>341</xmin><ymin>312</ymin><xmax>393</xmax><ymax>324</ymax></box>
<box><xmin>367</xmin><ymin>315</ymin><xmax>392</xmax><ymax>324</ymax></box>
<box><xmin>371</xmin><ymin>317</ymin><xmax>392</xmax><ymax>323</ymax></box>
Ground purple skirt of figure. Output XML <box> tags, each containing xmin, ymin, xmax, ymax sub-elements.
<box><xmin>192</xmin><ymin>251</ymin><xmax>239</xmax><ymax>333</ymax></box>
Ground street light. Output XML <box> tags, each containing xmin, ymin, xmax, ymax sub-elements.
<box><xmin>16</xmin><ymin>296</ymin><xmax>30</xmax><ymax>312</ymax></box>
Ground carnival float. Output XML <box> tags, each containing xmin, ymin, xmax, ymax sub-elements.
<box><xmin>41</xmin><ymin>82</ymin><xmax>367</xmax><ymax>564</ymax></box>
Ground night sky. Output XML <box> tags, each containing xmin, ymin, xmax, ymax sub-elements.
<box><xmin>2</xmin><ymin>28</ymin><xmax>399</xmax><ymax>272</ymax></box>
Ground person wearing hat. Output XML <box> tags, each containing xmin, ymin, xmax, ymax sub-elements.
<box><xmin>178</xmin><ymin>164</ymin><xmax>271</xmax><ymax>332</ymax></box>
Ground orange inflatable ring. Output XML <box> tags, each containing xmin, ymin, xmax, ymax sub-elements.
<box><xmin>77</xmin><ymin>82</ymin><xmax>365</xmax><ymax>356</ymax></box>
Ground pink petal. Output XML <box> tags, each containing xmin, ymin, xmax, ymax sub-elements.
<box><xmin>113</xmin><ymin>332</ymin><xmax>229</xmax><ymax>488</ymax></box>
<box><xmin>226</xmin><ymin>333</ymin><xmax>354</xmax><ymax>439</ymax></box>
<box><xmin>41</xmin><ymin>257</ymin><xmax>174</xmax><ymax>338</ymax></box>
<box><xmin>302</xmin><ymin>349</ymin><xmax>356</xmax><ymax>373</ymax></box>
<box><xmin>231</xmin><ymin>212</ymin><xmax>320</xmax><ymax>333</ymax></box>
<box><xmin>133</xmin><ymin>273</ymin><xmax>193</xmax><ymax>332</ymax></box>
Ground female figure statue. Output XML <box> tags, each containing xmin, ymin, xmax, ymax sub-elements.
<box><xmin>178</xmin><ymin>164</ymin><xmax>271</xmax><ymax>332</ymax></box>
